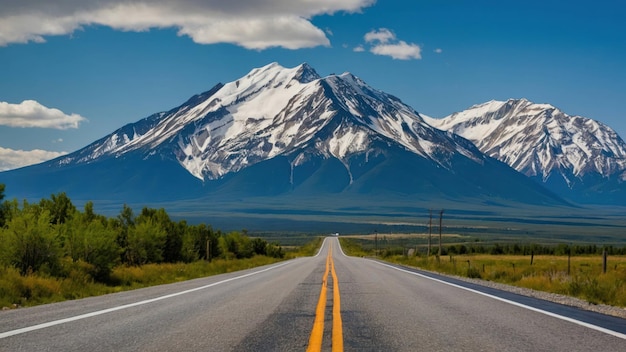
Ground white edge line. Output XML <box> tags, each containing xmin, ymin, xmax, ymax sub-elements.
<box><xmin>335</xmin><ymin>237</ymin><xmax>347</xmax><ymax>257</ymax></box>
<box><xmin>0</xmin><ymin>260</ymin><xmax>294</xmax><ymax>339</ymax></box>
<box><xmin>314</xmin><ymin>237</ymin><xmax>329</xmax><ymax>257</ymax></box>
<box><xmin>371</xmin><ymin>260</ymin><xmax>626</xmax><ymax>341</ymax></box>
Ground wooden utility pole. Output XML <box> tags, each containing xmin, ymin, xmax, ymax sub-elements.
<box><xmin>206</xmin><ymin>239</ymin><xmax>211</xmax><ymax>261</ymax></box>
<box><xmin>375</xmin><ymin>230</ymin><xmax>378</xmax><ymax>257</ymax></box>
<box><xmin>428</xmin><ymin>210</ymin><xmax>432</xmax><ymax>258</ymax></box>
<box><xmin>438</xmin><ymin>209</ymin><xmax>444</xmax><ymax>259</ymax></box>
<box><xmin>567</xmin><ymin>246</ymin><xmax>571</xmax><ymax>275</ymax></box>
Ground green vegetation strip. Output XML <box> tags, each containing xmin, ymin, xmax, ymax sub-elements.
<box><xmin>0</xmin><ymin>185</ymin><xmax>323</xmax><ymax>309</ymax></box>
<box><xmin>339</xmin><ymin>238</ymin><xmax>626</xmax><ymax>308</ymax></box>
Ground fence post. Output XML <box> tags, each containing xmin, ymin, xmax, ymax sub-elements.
<box><xmin>206</xmin><ymin>239</ymin><xmax>211</xmax><ymax>261</ymax></box>
<box><xmin>567</xmin><ymin>248</ymin><xmax>571</xmax><ymax>276</ymax></box>
<box><xmin>374</xmin><ymin>230</ymin><xmax>378</xmax><ymax>257</ymax></box>
<box><xmin>428</xmin><ymin>210</ymin><xmax>432</xmax><ymax>259</ymax></box>
<box><xmin>438</xmin><ymin>209</ymin><xmax>444</xmax><ymax>258</ymax></box>
<box><xmin>603</xmin><ymin>249</ymin><xmax>607</xmax><ymax>274</ymax></box>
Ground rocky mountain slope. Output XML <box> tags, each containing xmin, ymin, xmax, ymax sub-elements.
<box><xmin>425</xmin><ymin>99</ymin><xmax>626</xmax><ymax>204</ymax></box>
<box><xmin>0</xmin><ymin>64</ymin><xmax>566</xmax><ymax>210</ymax></box>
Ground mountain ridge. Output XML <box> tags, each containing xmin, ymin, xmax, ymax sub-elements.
<box><xmin>425</xmin><ymin>98</ymin><xmax>626</xmax><ymax>204</ymax></box>
<box><xmin>52</xmin><ymin>62</ymin><xmax>489</xmax><ymax>182</ymax></box>
<box><xmin>0</xmin><ymin>63</ymin><xmax>572</xmax><ymax>212</ymax></box>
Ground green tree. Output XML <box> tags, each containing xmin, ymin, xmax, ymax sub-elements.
<box><xmin>39</xmin><ymin>192</ymin><xmax>76</xmax><ymax>225</ymax></box>
<box><xmin>218</xmin><ymin>236</ymin><xmax>232</xmax><ymax>259</ymax></box>
<box><xmin>136</xmin><ymin>207</ymin><xmax>182</xmax><ymax>263</ymax></box>
<box><xmin>0</xmin><ymin>198</ymin><xmax>19</xmax><ymax>229</ymax></box>
<box><xmin>1</xmin><ymin>204</ymin><xmax>61</xmax><ymax>275</ymax></box>
<box><xmin>115</xmin><ymin>204</ymin><xmax>135</xmax><ymax>264</ymax></box>
<box><xmin>251</xmin><ymin>238</ymin><xmax>268</xmax><ymax>256</ymax></box>
<box><xmin>266</xmin><ymin>243</ymin><xmax>285</xmax><ymax>258</ymax></box>
<box><xmin>181</xmin><ymin>223</ymin><xmax>220</xmax><ymax>262</ymax></box>
<box><xmin>118</xmin><ymin>204</ymin><xmax>135</xmax><ymax>228</ymax></box>
<box><xmin>83</xmin><ymin>201</ymin><xmax>101</xmax><ymax>224</ymax></box>
<box><xmin>181</xmin><ymin>225</ymin><xmax>199</xmax><ymax>262</ymax></box>
<box><xmin>221</xmin><ymin>232</ymin><xmax>253</xmax><ymax>259</ymax></box>
<box><xmin>63</xmin><ymin>213</ymin><xmax>121</xmax><ymax>281</ymax></box>
<box><xmin>163</xmin><ymin>220</ymin><xmax>185</xmax><ymax>263</ymax></box>
<box><xmin>0</xmin><ymin>183</ymin><xmax>5</xmax><ymax>227</ymax></box>
<box><xmin>125</xmin><ymin>218</ymin><xmax>166</xmax><ymax>265</ymax></box>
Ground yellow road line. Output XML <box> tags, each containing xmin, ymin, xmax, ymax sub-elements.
<box><xmin>307</xmin><ymin>242</ymin><xmax>343</xmax><ymax>352</ymax></box>
<box><xmin>331</xmin><ymin>253</ymin><xmax>343</xmax><ymax>352</ymax></box>
<box><xmin>307</xmin><ymin>246</ymin><xmax>331</xmax><ymax>352</ymax></box>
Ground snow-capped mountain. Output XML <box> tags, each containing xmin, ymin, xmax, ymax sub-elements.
<box><xmin>0</xmin><ymin>63</ymin><xmax>566</xmax><ymax>209</ymax></box>
<box><xmin>56</xmin><ymin>62</ymin><xmax>481</xmax><ymax>181</ymax></box>
<box><xmin>425</xmin><ymin>99</ymin><xmax>626</xmax><ymax>203</ymax></box>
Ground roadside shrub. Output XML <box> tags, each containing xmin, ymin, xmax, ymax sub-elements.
<box><xmin>2</xmin><ymin>207</ymin><xmax>62</xmax><ymax>275</ymax></box>
<box><xmin>490</xmin><ymin>270</ymin><xmax>508</xmax><ymax>280</ymax></box>
<box><xmin>568</xmin><ymin>276</ymin><xmax>618</xmax><ymax>305</ymax></box>
<box><xmin>0</xmin><ymin>270</ymin><xmax>63</xmax><ymax>306</ymax></box>
<box><xmin>266</xmin><ymin>243</ymin><xmax>285</xmax><ymax>258</ymax></box>
<box><xmin>466</xmin><ymin>266</ymin><xmax>482</xmax><ymax>279</ymax></box>
<box><xmin>0</xmin><ymin>267</ymin><xmax>24</xmax><ymax>308</ymax></box>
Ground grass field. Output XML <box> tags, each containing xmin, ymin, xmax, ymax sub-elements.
<box><xmin>340</xmin><ymin>237</ymin><xmax>626</xmax><ymax>308</ymax></box>
<box><xmin>0</xmin><ymin>256</ymin><xmax>285</xmax><ymax>308</ymax></box>
<box><xmin>402</xmin><ymin>254</ymin><xmax>626</xmax><ymax>307</ymax></box>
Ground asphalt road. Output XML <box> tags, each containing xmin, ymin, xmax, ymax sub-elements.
<box><xmin>1</xmin><ymin>237</ymin><xmax>625</xmax><ymax>351</ymax></box>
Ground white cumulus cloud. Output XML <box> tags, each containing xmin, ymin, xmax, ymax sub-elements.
<box><xmin>364</xmin><ymin>28</ymin><xmax>395</xmax><ymax>44</ymax></box>
<box><xmin>0</xmin><ymin>100</ymin><xmax>87</xmax><ymax>129</ymax></box>
<box><xmin>363</xmin><ymin>28</ymin><xmax>422</xmax><ymax>60</ymax></box>
<box><xmin>0</xmin><ymin>0</ymin><xmax>376</xmax><ymax>50</ymax></box>
<box><xmin>370</xmin><ymin>41</ymin><xmax>422</xmax><ymax>60</ymax></box>
<box><xmin>0</xmin><ymin>146</ymin><xmax>66</xmax><ymax>171</ymax></box>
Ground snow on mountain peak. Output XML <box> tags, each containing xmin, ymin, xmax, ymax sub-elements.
<box><xmin>428</xmin><ymin>99</ymin><xmax>626</xmax><ymax>186</ymax></box>
<box><xmin>57</xmin><ymin>62</ymin><xmax>487</xmax><ymax>182</ymax></box>
<box><xmin>294</xmin><ymin>62</ymin><xmax>321</xmax><ymax>83</ymax></box>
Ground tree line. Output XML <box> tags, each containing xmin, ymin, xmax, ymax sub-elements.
<box><xmin>444</xmin><ymin>242</ymin><xmax>626</xmax><ymax>256</ymax></box>
<box><xmin>0</xmin><ymin>184</ymin><xmax>284</xmax><ymax>283</ymax></box>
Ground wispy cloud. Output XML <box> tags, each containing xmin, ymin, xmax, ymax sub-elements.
<box><xmin>0</xmin><ymin>100</ymin><xmax>87</xmax><ymax>129</ymax></box>
<box><xmin>353</xmin><ymin>45</ymin><xmax>365</xmax><ymax>52</ymax></box>
<box><xmin>0</xmin><ymin>146</ymin><xmax>66</xmax><ymax>171</ymax></box>
<box><xmin>0</xmin><ymin>0</ymin><xmax>375</xmax><ymax>50</ymax></box>
<box><xmin>363</xmin><ymin>28</ymin><xmax>422</xmax><ymax>60</ymax></box>
<box><xmin>434</xmin><ymin>48</ymin><xmax>443</xmax><ymax>54</ymax></box>
<box><xmin>364</xmin><ymin>28</ymin><xmax>395</xmax><ymax>43</ymax></box>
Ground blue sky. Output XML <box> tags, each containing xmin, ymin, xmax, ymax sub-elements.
<box><xmin>0</xmin><ymin>0</ymin><xmax>625</xmax><ymax>170</ymax></box>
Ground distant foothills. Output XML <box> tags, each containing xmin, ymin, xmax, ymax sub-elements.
<box><xmin>0</xmin><ymin>63</ymin><xmax>624</xmax><ymax>217</ymax></box>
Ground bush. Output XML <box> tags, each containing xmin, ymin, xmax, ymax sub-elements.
<box><xmin>266</xmin><ymin>243</ymin><xmax>285</xmax><ymax>258</ymax></box>
<box><xmin>1</xmin><ymin>206</ymin><xmax>61</xmax><ymax>275</ymax></box>
<box><xmin>466</xmin><ymin>266</ymin><xmax>482</xmax><ymax>279</ymax></box>
<box><xmin>125</xmin><ymin>219</ymin><xmax>166</xmax><ymax>265</ymax></box>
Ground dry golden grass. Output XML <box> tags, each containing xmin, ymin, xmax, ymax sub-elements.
<box><xmin>389</xmin><ymin>254</ymin><xmax>626</xmax><ymax>307</ymax></box>
<box><xmin>0</xmin><ymin>238</ymin><xmax>323</xmax><ymax>309</ymax></box>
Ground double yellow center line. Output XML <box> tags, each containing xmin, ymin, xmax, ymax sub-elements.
<box><xmin>307</xmin><ymin>243</ymin><xmax>343</xmax><ymax>352</ymax></box>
